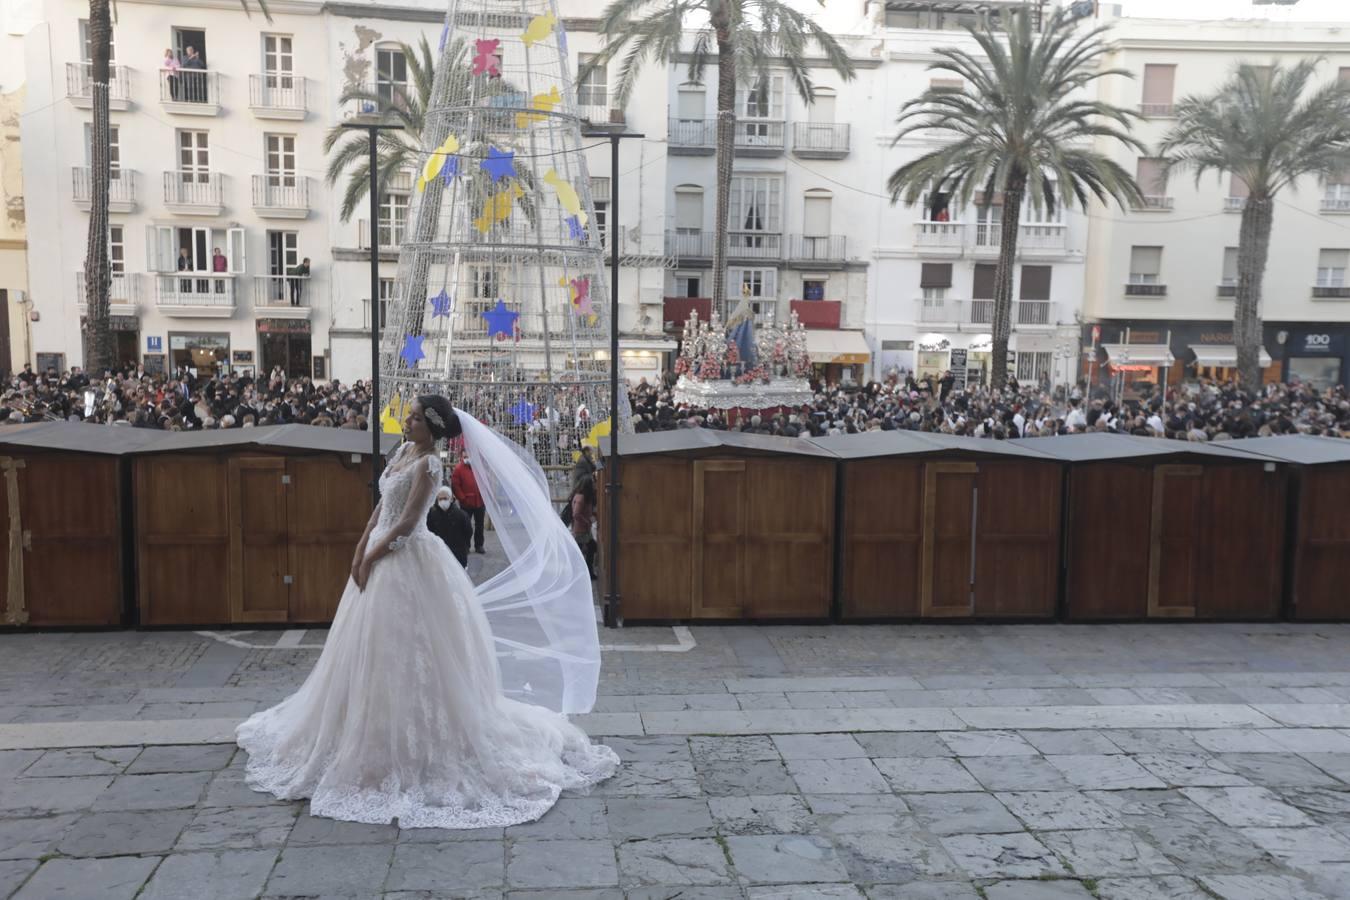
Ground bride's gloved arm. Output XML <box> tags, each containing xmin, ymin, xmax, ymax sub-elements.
<box><xmin>364</xmin><ymin>463</ymin><xmax>436</xmax><ymax>567</ymax></box>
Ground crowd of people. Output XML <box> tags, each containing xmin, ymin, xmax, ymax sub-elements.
<box><xmin>628</xmin><ymin>371</ymin><xmax>1350</xmax><ymax>442</ymax></box>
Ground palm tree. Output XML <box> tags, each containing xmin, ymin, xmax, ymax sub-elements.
<box><xmin>1161</xmin><ymin>61</ymin><xmax>1350</xmax><ymax>388</ymax></box>
<box><xmin>886</xmin><ymin>8</ymin><xmax>1144</xmax><ymax>388</ymax></box>
<box><xmin>584</xmin><ymin>0</ymin><xmax>854</xmax><ymax>317</ymax></box>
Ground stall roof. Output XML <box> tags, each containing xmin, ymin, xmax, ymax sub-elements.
<box><xmin>810</xmin><ymin>430</ymin><xmax>1056</xmax><ymax>460</ymax></box>
<box><xmin>601</xmin><ymin>428</ymin><xmax>837</xmax><ymax>459</ymax></box>
<box><xmin>1222</xmin><ymin>434</ymin><xmax>1350</xmax><ymax>466</ymax></box>
<box><xmin>804</xmin><ymin>330</ymin><xmax>871</xmax><ymax>365</ymax></box>
<box><xmin>1102</xmin><ymin>343</ymin><xmax>1174</xmax><ymax>367</ymax></box>
<box><xmin>1010</xmin><ymin>433</ymin><xmax>1277</xmax><ymax>463</ymax></box>
<box><xmin>0</xmin><ymin>422</ymin><xmax>400</xmax><ymax>457</ymax></box>
<box><xmin>1190</xmin><ymin>344</ymin><xmax>1272</xmax><ymax>368</ymax></box>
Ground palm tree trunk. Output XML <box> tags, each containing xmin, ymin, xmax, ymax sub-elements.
<box><xmin>711</xmin><ymin>0</ymin><xmax>735</xmax><ymax>320</ymax></box>
<box><xmin>82</xmin><ymin>0</ymin><xmax>113</xmax><ymax>374</ymax></box>
<box><xmin>1235</xmin><ymin>196</ymin><xmax>1272</xmax><ymax>390</ymax></box>
<box><xmin>991</xmin><ymin>178</ymin><xmax>1024</xmax><ymax>389</ymax></box>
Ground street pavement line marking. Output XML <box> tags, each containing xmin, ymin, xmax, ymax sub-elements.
<box><xmin>194</xmin><ymin>624</ymin><xmax>697</xmax><ymax>653</ymax></box>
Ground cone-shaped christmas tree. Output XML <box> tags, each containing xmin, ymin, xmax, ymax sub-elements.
<box><xmin>380</xmin><ymin>0</ymin><xmax>612</xmax><ymax>465</ymax></box>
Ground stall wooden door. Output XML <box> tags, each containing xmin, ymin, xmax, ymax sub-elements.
<box><xmin>137</xmin><ymin>456</ymin><xmax>230</xmax><ymax>625</ymax></box>
<box><xmin>745</xmin><ymin>460</ymin><xmax>833</xmax><ymax>618</ymax></box>
<box><xmin>692</xmin><ymin>460</ymin><xmax>745</xmax><ymax>618</ymax></box>
<box><xmin>974</xmin><ymin>461</ymin><xmax>1061</xmax><ymax>617</ymax></box>
<box><xmin>840</xmin><ymin>460</ymin><xmax>923</xmax><ymax>618</ymax></box>
<box><xmin>287</xmin><ymin>456</ymin><xmax>370</xmax><ymax>622</ymax></box>
<box><xmin>228</xmin><ymin>457</ymin><xmax>290</xmax><ymax>623</ymax></box>
<box><xmin>1148</xmin><ymin>465</ymin><xmax>1202</xmax><ymax>617</ymax></box>
<box><xmin>1293</xmin><ymin>467</ymin><xmax>1350</xmax><ymax>619</ymax></box>
<box><xmin>922</xmin><ymin>463</ymin><xmax>977</xmax><ymax>617</ymax></box>
<box><xmin>605</xmin><ymin>458</ymin><xmax>693</xmax><ymax>620</ymax></box>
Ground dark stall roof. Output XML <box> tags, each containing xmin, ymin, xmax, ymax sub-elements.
<box><xmin>0</xmin><ymin>422</ymin><xmax>399</xmax><ymax>457</ymax></box>
<box><xmin>1222</xmin><ymin>434</ymin><xmax>1350</xmax><ymax>466</ymax></box>
<box><xmin>601</xmin><ymin>428</ymin><xmax>837</xmax><ymax>459</ymax></box>
<box><xmin>810</xmin><ymin>430</ymin><xmax>1056</xmax><ymax>460</ymax></box>
<box><xmin>1010</xmin><ymin>433</ymin><xmax>1277</xmax><ymax>463</ymax></box>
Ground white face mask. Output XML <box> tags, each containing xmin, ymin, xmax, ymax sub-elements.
<box><xmin>437</xmin><ymin>498</ymin><xmax>451</xmax><ymax>510</ymax></box>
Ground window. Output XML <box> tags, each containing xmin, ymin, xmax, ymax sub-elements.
<box><xmin>378</xmin><ymin>192</ymin><xmax>409</xmax><ymax>245</ymax></box>
<box><xmin>972</xmin><ymin>263</ymin><xmax>996</xmax><ymax>300</ymax></box>
<box><xmin>84</xmin><ymin>123</ymin><xmax>122</xmax><ymax>177</ymax></box>
<box><xmin>376</xmin><ymin>46</ymin><xmax>408</xmax><ymax>104</ymax></box>
<box><xmin>267</xmin><ymin>231</ymin><xmax>298</xmax><ymax>276</ymax></box>
<box><xmin>264</xmin><ymin>134</ymin><xmax>296</xmax><ymax>186</ymax></box>
<box><xmin>676</xmin><ymin>87</ymin><xmax>705</xmax><ymax>120</ymax></box>
<box><xmin>1016</xmin><ymin>352</ymin><xmax>1051</xmax><ymax>382</ymax></box>
<box><xmin>109</xmin><ymin>225</ymin><xmax>125</xmax><ymax>275</ymax></box>
<box><xmin>802</xmin><ymin>190</ymin><xmax>832</xmax><ymax>236</ymax></box>
<box><xmin>741</xmin><ymin>76</ymin><xmax>783</xmax><ymax>119</ymax></box>
<box><xmin>807</xmin><ymin>88</ymin><xmax>836</xmax><ymax>124</ymax></box>
<box><xmin>1229</xmin><ymin>173</ymin><xmax>1249</xmax><ymax>200</ymax></box>
<box><xmin>1140</xmin><ymin>64</ymin><xmax>1175</xmax><ymax>114</ymax></box>
<box><xmin>1340</xmin><ymin>67</ymin><xmax>1350</xmax><ymax>83</ymax></box>
<box><xmin>370</xmin><ymin>277</ymin><xmax>396</xmax><ymax>328</ymax></box>
<box><xmin>920</xmin><ymin>262</ymin><xmax>952</xmax><ymax>300</ymax></box>
<box><xmin>262</xmin><ymin>34</ymin><xmax>294</xmax><ymax>84</ymax></box>
<box><xmin>471</xmin><ymin>266</ymin><xmax>500</xmax><ymax>299</ymax></box>
<box><xmin>177</xmin><ymin>130</ymin><xmax>210</xmax><ymax>182</ymax></box>
<box><xmin>674</xmin><ymin>273</ymin><xmax>702</xmax><ymax>298</ymax></box>
<box><xmin>728</xmin><ymin>176</ymin><xmax>782</xmax><ymax>247</ymax></box>
<box><xmin>802</xmin><ymin>278</ymin><xmax>826</xmax><ymax>301</ymax></box>
<box><xmin>1129</xmin><ymin>246</ymin><xmax>1163</xmax><ymax>283</ymax></box>
<box><xmin>1317</xmin><ymin>249</ymin><xmax>1349</xmax><ymax>287</ymax></box>
<box><xmin>1221</xmin><ymin>247</ymin><xmax>1239</xmax><ymax>286</ymax></box>
<box><xmin>78</xmin><ymin>19</ymin><xmax>115</xmax><ymax>62</ymax></box>
<box><xmin>576</xmin><ymin>54</ymin><xmax>607</xmax><ymax>107</ymax></box>
<box><xmin>674</xmin><ymin>186</ymin><xmax>703</xmax><ymax>233</ymax></box>
<box><xmin>929</xmin><ymin>78</ymin><xmax>963</xmax><ymax>93</ymax></box>
<box><xmin>1324</xmin><ymin>180</ymin><xmax>1350</xmax><ymax>211</ymax></box>
<box><xmin>1135</xmin><ymin>158</ymin><xmax>1168</xmax><ymax>204</ymax></box>
<box><xmin>145</xmin><ymin>224</ymin><xmax>243</xmax><ymax>274</ymax></box>
<box><xmin>1019</xmin><ymin>265</ymin><xmax>1052</xmax><ymax>301</ymax></box>
<box><xmin>730</xmin><ymin>268</ymin><xmax>778</xmax><ymax>326</ymax></box>
<box><xmin>590</xmin><ymin>177</ymin><xmax>609</xmax><ymax>249</ymax></box>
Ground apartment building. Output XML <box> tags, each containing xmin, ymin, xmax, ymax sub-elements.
<box><xmin>1</xmin><ymin>2</ymin><xmax>33</xmax><ymax>374</ymax></box>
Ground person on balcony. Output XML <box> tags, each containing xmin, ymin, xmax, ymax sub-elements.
<box><xmin>163</xmin><ymin>49</ymin><xmax>181</xmax><ymax>101</ymax></box>
<box><xmin>289</xmin><ymin>257</ymin><xmax>311</xmax><ymax>306</ymax></box>
<box><xmin>212</xmin><ymin>247</ymin><xmax>227</xmax><ymax>294</ymax></box>
<box><xmin>182</xmin><ymin>46</ymin><xmax>206</xmax><ymax>102</ymax></box>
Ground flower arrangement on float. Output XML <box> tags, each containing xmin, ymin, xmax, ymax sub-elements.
<box><xmin>670</xmin><ymin>308</ymin><xmax>816</xmax><ymax>412</ymax></box>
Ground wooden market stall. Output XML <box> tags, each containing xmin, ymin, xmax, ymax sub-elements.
<box><xmin>1023</xmin><ymin>434</ymin><xmax>1287</xmax><ymax>621</ymax></box>
<box><xmin>1228</xmin><ymin>435</ymin><xmax>1350</xmax><ymax>621</ymax></box>
<box><xmin>132</xmin><ymin>426</ymin><xmax>398</xmax><ymax>627</ymax></box>
<box><xmin>0</xmin><ymin>423</ymin><xmax>162</xmax><ymax>628</ymax></box>
<box><xmin>598</xmin><ymin>430</ymin><xmax>837</xmax><ymax>621</ymax></box>
<box><xmin>815</xmin><ymin>431</ymin><xmax>1063</xmax><ymax>621</ymax></box>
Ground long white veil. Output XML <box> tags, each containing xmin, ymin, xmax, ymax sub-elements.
<box><xmin>454</xmin><ymin>408</ymin><xmax>601</xmax><ymax>715</ymax></box>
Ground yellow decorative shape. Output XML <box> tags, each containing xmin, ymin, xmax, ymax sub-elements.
<box><xmin>573</xmin><ymin>417</ymin><xmax>612</xmax><ymax>461</ymax></box>
<box><xmin>543</xmin><ymin>168</ymin><xmax>586</xmax><ymax>226</ymax></box>
<box><xmin>515</xmin><ymin>85</ymin><xmax>562</xmax><ymax>129</ymax></box>
<box><xmin>380</xmin><ymin>393</ymin><xmax>410</xmax><ymax>435</ymax></box>
<box><xmin>473</xmin><ymin>183</ymin><xmax>524</xmax><ymax>233</ymax></box>
<box><xmin>521</xmin><ymin>11</ymin><xmax>557</xmax><ymax>47</ymax></box>
<box><xmin>417</xmin><ymin>133</ymin><xmax>461</xmax><ymax>191</ymax></box>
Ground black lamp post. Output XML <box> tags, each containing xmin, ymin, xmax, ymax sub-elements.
<box><xmin>583</xmin><ymin>129</ymin><xmax>643</xmax><ymax>628</ymax></box>
<box><xmin>341</xmin><ymin>121</ymin><xmax>402</xmax><ymax>503</ymax></box>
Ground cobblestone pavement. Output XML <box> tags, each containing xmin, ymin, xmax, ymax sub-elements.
<box><xmin>1</xmin><ymin>616</ymin><xmax>1349</xmax><ymax>898</ymax></box>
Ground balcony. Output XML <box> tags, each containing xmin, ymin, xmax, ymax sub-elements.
<box><xmin>251</xmin><ymin>175</ymin><xmax>310</xmax><ymax>219</ymax></box>
<box><xmin>663</xmin><ymin>296</ymin><xmax>712</xmax><ymax>330</ymax></box>
<box><xmin>727</xmin><ymin>231</ymin><xmax>782</xmax><ymax>260</ymax></box>
<box><xmin>788</xmin><ymin>234</ymin><xmax>846</xmax><ymax>265</ymax></box>
<box><xmin>65</xmin><ymin>63</ymin><xmax>131</xmax><ymax>110</ymax></box>
<box><xmin>76</xmin><ymin>272</ymin><xmax>141</xmax><ymax>317</ymax></box>
<box><xmin>1125</xmin><ymin>281</ymin><xmax>1167</xmax><ymax>297</ymax></box>
<box><xmin>249</xmin><ymin>74</ymin><xmax>307</xmax><ymax>120</ymax></box>
<box><xmin>253</xmin><ymin>275</ymin><xmax>313</xmax><ymax>319</ymax></box>
<box><xmin>735</xmin><ymin>120</ymin><xmax>785</xmax><ymax>156</ymax></box>
<box><xmin>1224</xmin><ymin>197</ymin><xmax>1245</xmax><ymax>213</ymax></box>
<box><xmin>163</xmin><ymin>172</ymin><xmax>225</xmax><ymax>215</ymax></box>
<box><xmin>972</xmin><ymin>222</ymin><xmax>1002</xmax><ymax>256</ymax></box>
<box><xmin>969</xmin><ymin>299</ymin><xmax>994</xmax><ymax>324</ymax></box>
<box><xmin>1139</xmin><ymin>103</ymin><xmax>1175</xmax><ymax>118</ymax></box>
<box><xmin>159</xmin><ymin>68</ymin><xmax>221</xmax><ymax>115</ymax></box>
<box><xmin>72</xmin><ymin>167</ymin><xmax>137</xmax><ymax>213</ymax></box>
<box><xmin>792</xmin><ymin>122</ymin><xmax>850</xmax><ymax>159</ymax></box>
<box><xmin>154</xmin><ymin>274</ymin><xmax>237</xmax><ymax>317</ymax></box>
<box><xmin>1217</xmin><ymin>281</ymin><xmax>1237</xmax><ymax>298</ymax></box>
<box><xmin>1133</xmin><ymin>196</ymin><xmax>1174</xmax><ymax>212</ymax></box>
<box><xmin>914</xmin><ymin>222</ymin><xmax>965</xmax><ymax>255</ymax></box>
<box><xmin>1016</xmin><ymin>300</ymin><xmax>1053</xmax><ymax>327</ymax></box>
<box><xmin>917</xmin><ymin>297</ymin><xmax>960</xmax><ymax>324</ymax></box>
<box><xmin>1312</xmin><ymin>284</ymin><xmax>1350</xmax><ymax>299</ymax></box>
<box><xmin>578</xmin><ymin>103</ymin><xmax>625</xmax><ymax>128</ymax></box>
<box><xmin>668</xmin><ymin>117</ymin><xmax>715</xmax><ymax>155</ymax></box>
<box><xmin>667</xmin><ymin>230</ymin><xmax>714</xmax><ymax>259</ymax></box>
<box><xmin>790</xmin><ymin>299</ymin><xmax>841</xmax><ymax>329</ymax></box>
<box><xmin>357</xmin><ymin>218</ymin><xmax>405</xmax><ymax>252</ymax></box>
<box><xmin>1321</xmin><ymin>195</ymin><xmax>1350</xmax><ymax>214</ymax></box>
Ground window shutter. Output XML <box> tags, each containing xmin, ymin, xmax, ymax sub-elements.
<box><xmin>972</xmin><ymin>264</ymin><xmax>996</xmax><ymax>300</ymax></box>
<box><xmin>1130</xmin><ymin>246</ymin><xmax>1162</xmax><ymax>276</ymax></box>
<box><xmin>1141</xmin><ymin>64</ymin><xmax>1176</xmax><ymax>104</ymax></box>
<box><xmin>920</xmin><ymin>263</ymin><xmax>952</xmax><ymax>289</ymax></box>
<box><xmin>677</xmin><ymin>89</ymin><xmax>704</xmax><ymax>119</ymax></box>
<box><xmin>808</xmin><ymin>91</ymin><xmax>836</xmax><ymax>124</ymax></box>
<box><xmin>803</xmin><ymin>194</ymin><xmax>831</xmax><ymax>236</ymax></box>
<box><xmin>1229</xmin><ymin>174</ymin><xmax>1250</xmax><ymax>199</ymax></box>
<box><xmin>1222</xmin><ymin>248</ymin><xmax>1239</xmax><ymax>282</ymax></box>
<box><xmin>1019</xmin><ymin>266</ymin><xmax>1052</xmax><ymax>300</ymax></box>
<box><xmin>1135</xmin><ymin>158</ymin><xmax>1166</xmax><ymax>196</ymax></box>
<box><xmin>227</xmin><ymin>227</ymin><xmax>246</xmax><ymax>274</ymax></box>
<box><xmin>675</xmin><ymin>189</ymin><xmax>702</xmax><ymax>230</ymax></box>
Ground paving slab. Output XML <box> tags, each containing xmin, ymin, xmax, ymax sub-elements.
<box><xmin>1179</xmin><ymin>786</ymin><xmax>1313</xmax><ymax>827</ymax></box>
<box><xmin>174</xmin><ymin>804</ymin><xmax>300</xmax><ymax>850</ymax></box>
<box><xmin>387</xmin><ymin>840</ymin><xmax>505</xmax><ymax>892</ymax></box>
<box><xmin>939</xmin><ymin>832</ymin><xmax>1068</xmax><ymax>879</ymax></box>
<box><xmin>725</xmin><ymin>834</ymin><xmax>850</xmax><ymax>884</ymax></box>
<box><xmin>11</xmin><ymin>856</ymin><xmax>160</xmax><ymax>900</ymax></box>
<box><xmin>263</xmin><ymin>843</ymin><xmax>395</xmax><ymax>896</ymax></box>
<box><xmin>709</xmin><ymin>794</ymin><xmax>815</xmax><ymax>836</ymax></box>
<box><xmin>0</xmin><ymin>814</ymin><xmax>78</xmax><ymax>861</ymax></box>
<box><xmin>507</xmin><ymin>839</ymin><xmax>618</xmax><ymax>889</ymax></box>
<box><xmin>604</xmin><ymin>797</ymin><xmax>712</xmax><ymax>840</ymax></box>
<box><xmin>1038</xmin><ymin>828</ymin><xmax>1179</xmax><ymax>877</ymax></box>
<box><xmin>137</xmin><ymin>849</ymin><xmax>277</xmax><ymax>900</ymax></box>
<box><xmin>616</xmin><ymin>838</ymin><xmax>733</xmax><ymax>887</ymax></box>
<box><xmin>874</xmin><ymin>757</ymin><xmax>983</xmax><ymax>793</ymax></box>
<box><xmin>829</xmin><ymin>829</ymin><xmax>957</xmax><ymax>882</ymax></box>
<box><xmin>1091</xmin><ymin>876</ymin><xmax>1211</xmax><ymax>900</ymax></box>
<box><xmin>57</xmin><ymin>808</ymin><xmax>194</xmax><ymax>857</ymax></box>
<box><xmin>905</xmin><ymin>792</ymin><xmax>1023</xmax><ymax>836</ymax></box>
<box><xmin>982</xmin><ymin>881</ymin><xmax>1095</xmax><ymax>900</ymax></box>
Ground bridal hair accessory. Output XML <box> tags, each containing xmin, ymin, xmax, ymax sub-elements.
<box><xmin>424</xmin><ymin>406</ymin><xmax>446</xmax><ymax>431</ymax></box>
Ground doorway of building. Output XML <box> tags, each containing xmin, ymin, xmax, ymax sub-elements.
<box><xmin>265</xmin><ymin>231</ymin><xmax>298</xmax><ymax>306</ymax></box>
<box><xmin>259</xmin><ymin>328</ymin><xmax>311</xmax><ymax>379</ymax></box>
<box><xmin>114</xmin><ymin>331</ymin><xmax>138</xmax><ymax>369</ymax></box>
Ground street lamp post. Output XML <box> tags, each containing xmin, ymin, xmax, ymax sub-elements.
<box><xmin>583</xmin><ymin>129</ymin><xmax>643</xmax><ymax>629</ymax></box>
<box><xmin>341</xmin><ymin>121</ymin><xmax>402</xmax><ymax>504</ymax></box>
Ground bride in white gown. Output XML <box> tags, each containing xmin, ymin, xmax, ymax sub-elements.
<box><xmin>235</xmin><ymin>395</ymin><xmax>619</xmax><ymax>828</ymax></box>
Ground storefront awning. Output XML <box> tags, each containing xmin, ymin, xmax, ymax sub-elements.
<box><xmin>1102</xmin><ymin>343</ymin><xmax>1174</xmax><ymax>367</ymax></box>
<box><xmin>805</xmin><ymin>329</ymin><xmax>871</xmax><ymax>365</ymax></box>
<box><xmin>1190</xmin><ymin>344</ymin><xmax>1272</xmax><ymax>368</ymax></box>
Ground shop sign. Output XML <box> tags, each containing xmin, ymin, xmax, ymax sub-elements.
<box><xmin>1295</xmin><ymin>332</ymin><xmax>1342</xmax><ymax>355</ymax></box>
<box><xmin>257</xmin><ymin>318</ymin><xmax>312</xmax><ymax>335</ymax></box>
<box><xmin>146</xmin><ymin>336</ymin><xmax>163</xmax><ymax>353</ymax></box>
<box><xmin>950</xmin><ymin>348</ymin><xmax>968</xmax><ymax>389</ymax></box>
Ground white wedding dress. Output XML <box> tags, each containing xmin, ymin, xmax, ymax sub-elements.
<box><xmin>235</xmin><ymin>443</ymin><xmax>619</xmax><ymax>828</ymax></box>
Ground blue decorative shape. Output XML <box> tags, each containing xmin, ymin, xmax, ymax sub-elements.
<box><xmin>565</xmin><ymin>215</ymin><xmax>585</xmax><ymax>241</ymax></box>
<box><xmin>480</xmin><ymin>299</ymin><xmax>520</xmax><ymax>339</ymax></box>
<box><xmin>441</xmin><ymin>155</ymin><xmax>460</xmax><ymax>184</ymax></box>
<box><xmin>481</xmin><ymin>146</ymin><xmax>516</xmax><ymax>182</ymax></box>
<box><xmin>438</xmin><ymin>22</ymin><xmax>449</xmax><ymax>50</ymax></box>
<box><xmin>429</xmin><ymin>289</ymin><xmax>453</xmax><ymax>318</ymax></box>
<box><xmin>399</xmin><ymin>334</ymin><xmax>426</xmax><ymax>368</ymax></box>
<box><xmin>508</xmin><ymin>398</ymin><xmax>536</xmax><ymax>425</ymax></box>
<box><xmin>488</xmin><ymin>92</ymin><xmax>528</xmax><ymax>109</ymax></box>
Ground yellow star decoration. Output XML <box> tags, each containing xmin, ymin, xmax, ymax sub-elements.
<box><xmin>521</xmin><ymin>11</ymin><xmax>556</xmax><ymax>47</ymax></box>
<box><xmin>380</xmin><ymin>393</ymin><xmax>410</xmax><ymax>435</ymax></box>
<box><xmin>575</xmin><ymin>416</ymin><xmax>611</xmax><ymax>462</ymax></box>
<box><xmin>543</xmin><ymin>168</ymin><xmax>586</xmax><ymax>225</ymax></box>
<box><xmin>473</xmin><ymin>182</ymin><xmax>524</xmax><ymax>233</ymax></box>
<box><xmin>417</xmin><ymin>133</ymin><xmax>461</xmax><ymax>191</ymax></box>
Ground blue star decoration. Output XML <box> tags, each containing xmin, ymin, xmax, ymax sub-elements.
<box><xmin>565</xmin><ymin>215</ymin><xmax>585</xmax><ymax>241</ymax></box>
<box><xmin>399</xmin><ymin>334</ymin><xmax>425</xmax><ymax>368</ymax></box>
<box><xmin>480</xmin><ymin>299</ymin><xmax>519</xmax><ymax>339</ymax></box>
<box><xmin>429</xmin><ymin>289</ymin><xmax>453</xmax><ymax>318</ymax></box>
<box><xmin>480</xmin><ymin>146</ymin><xmax>516</xmax><ymax>183</ymax></box>
<box><xmin>508</xmin><ymin>398</ymin><xmax>536</xmax><ymax>425</ymax></box>
<box><xmin>441</xmin><ymin>155</ymin><xmax>460</xmax><ymax>183</ymax></box>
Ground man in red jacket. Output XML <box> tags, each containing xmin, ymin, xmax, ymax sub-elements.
<box><xmin>451</xmin><ymin>454</ymin><xmax>486</xmax><ymax>554</ymax></box>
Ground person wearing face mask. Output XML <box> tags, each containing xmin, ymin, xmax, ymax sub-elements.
<box><xmin>426</xmin><ymin>484</ymin><xmax>472</xmax><ymax>567</ymax></box>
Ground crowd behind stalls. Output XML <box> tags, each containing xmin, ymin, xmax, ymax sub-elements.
<box><xmin>627</xmin><ymin>371</ymin><xmax>1350</xmax><ymax>442</ymax></box>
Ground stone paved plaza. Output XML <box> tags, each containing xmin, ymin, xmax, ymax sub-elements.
<box><xmin>1</xmin><ymin>617</ymin><xmax>1350</xmax><ymax>899</ymax></box>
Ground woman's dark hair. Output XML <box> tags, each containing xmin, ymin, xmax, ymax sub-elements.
<box><xmin>416</xmin><ymin>394</ymin><xmax>461</xmax><ymax>441</ymax></box>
